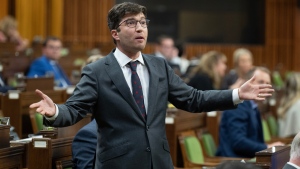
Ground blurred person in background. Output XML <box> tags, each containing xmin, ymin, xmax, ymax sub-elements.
<box><xmin>187</xmin><ymin>51</ymin><xmax>227</xmax><ymax>90</ymax></box>
<box><xmin>283</xmin><ymin>132</ymin><xmax>300</xmax><ymax>169</ymax></box>
<box><xmin>0</xmin><ymin>15</ymin><xmax>28</xmax><ymax>51</ymax></box>
<box><xmin>27</xmin><ymin>36</ymin><xmax>71</xmax><ymax>88</ymax></box>
<box><xmin>216</xmin><ymin>67</ymin><xmax>284</xmax><ymax>158</ymax></box>
<box><xmin>170</xmin><ymin>41</ymin><xmax>190</xmax><ymax>76</ymax></box>
<box><xmin>154</xmin><ymin>35</ymin><xmax>181</xmax><ymax>75</ymax></box>
<box><xmin>221</xmin><ymin>48</ymin><xmax>254</xmax><ymax>89</ymax></box>
<box><xmin>277</xmin><ymin>72</ymin><xmax>300</xmax><ymax>138</ymax></box>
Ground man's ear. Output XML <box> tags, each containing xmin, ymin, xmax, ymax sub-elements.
<box><xmin>111</xmin><ymin>30</ymin><xmax>120</xmax><ymax>41</ymax></box>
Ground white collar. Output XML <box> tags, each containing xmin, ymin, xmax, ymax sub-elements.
<box><xmin>114</xmin><ymin>48</ymin><xmax>145</xmax><ymax>67</ymax></box>
<box><xmin>288</xmin><ymin>162</ymin><xmax>300</xmax><ymax>169</ymax></box>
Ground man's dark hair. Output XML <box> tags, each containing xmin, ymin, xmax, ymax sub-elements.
<box><xmin>107</xmin><ymin>2</ymin><xmax>147</xmax><ymax>31</ymax></box>
<box><xmin>42</xmin><ymin>36</ymin><xmax>61</xmax><ymax>47</ymax></box>
<box><xmin>107</xmin><ymin>2</ymin><xmax>147</xmax><ymax>44</ymax></box>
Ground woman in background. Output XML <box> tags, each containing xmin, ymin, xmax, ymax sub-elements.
<box><xmin>221</xmin><ymin>48</ymin><xmax>254</xmax><ymax>89</ymax></box>
<box><xmin>277</xmin><ymin>73</ymin><xmax>300</xmax><ymax>138</ymax></box>
<box><xmin>187</xmin><ymin>51</ymin><xmax>227</xmax><ymax>90</ymax></box>
<box><xmin>0</xmin><ymin>15</ymin><xmax>28</xmax><ymax>51</ymax></box>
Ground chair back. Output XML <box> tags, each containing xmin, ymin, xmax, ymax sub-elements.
<box><xmin>184</xmin><ymin>136</ymin><xmax>204</xmax><ymax>164</ymax></box>
<box><xmin>201</xmin><ymin>133</ymin><xmax>217</xmax><ymax>157</ymax></box>
<box><xmin>178</xmin><ymin>130</ymin><xmax>205</xmax><ymax>167</ymax></box>
<box><xmin>262</xmin><ymin>119</ymin><xmax>271</xmax><ymax>142</ymax></box>
<box><xmin>29</xmin><ymin>109</ymin><xmax>44</xmax><ymax>134</ymax></box>
<box><xmin>266</xmin><ymin>114</ymin><xmax>278</xmax><ymax>137</ymax></box>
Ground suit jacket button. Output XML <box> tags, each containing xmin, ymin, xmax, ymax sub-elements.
<box><xmin>146</xmin><ymin>147</ymin><xmax>151</xmax><ymax>152</ymax></box>
<box><xmin>146</xmin><ymin>125</ymin><xmax>149</xmax><ymax>131</ymax></box>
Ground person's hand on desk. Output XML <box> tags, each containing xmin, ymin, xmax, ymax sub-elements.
<box><xmin>267</xmin><ymin>141</ymin><xmax>285</xmax><ymax>148</ymax></box>
<box><xmin>29</xmin><ymin>89</ymin><xmax>56</xmax><ymax>118</ymax></box>
<box><xmin>238</xmin><ymin>75</ymin><xmax>274</xmax><ymax>101</ymax></box>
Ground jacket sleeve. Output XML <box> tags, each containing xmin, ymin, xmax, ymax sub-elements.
<box><xmin>164</xmin><ymin>59</ymin><xmax>236</xmax><ymax>113</ymax></box>
<box><xmin>225</xmin><ymin>110</ymin><xmax>267</xmax><ymax>157</ymax></box>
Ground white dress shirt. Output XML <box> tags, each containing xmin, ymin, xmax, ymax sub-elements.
<box><xmin>47</xmin><ymin>48</ymin><xmax>241</xmax><ymax>120</ymax></box>
<box><xmin>113</xmin><ymin>48</ymin><xmax>150</xmax><ymax>113</ymax></box>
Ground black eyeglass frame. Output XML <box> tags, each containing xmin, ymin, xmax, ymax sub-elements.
<box><xmin>116</xmin><ymin>19</ymin><xmax>150</xmax><ymax>29</ymax></box>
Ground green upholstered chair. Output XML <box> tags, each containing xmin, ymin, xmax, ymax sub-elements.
<box><xmin>29</xmin><ymin>109</ymin><xmax>44</xmax><ymax>134</ymax></box>
<box><xmin>178</xmin><ymin>130</ymin><xmax>219</xmax><ymax>168</ymax></box>
<box><xmin>262</xmin><ymin>119</ymin><xmax>271</xmax><ymax>142</ymax></box>
<box><xmin>272</xmin><ymin>71</ymin><xmax>284</xmax><ymax>89</ymax></box>
<box><xmin>35</xmin><ymin>113</ymin><xmax>44</xmax><ymax>131</ymax></box>
<box><xmin>201</xmin><ymin>133</ymin><xmax>217</xmax><ymax>157</ymax></box>
<box><xmin>266</xmin><ymin>115</ymin><xmax>278</xmax><ymax>137</ymax></box>
<box><xmin>184</xmin><ymin>136</ymin><xmax>205</xmax><ymax>164</ymax></box>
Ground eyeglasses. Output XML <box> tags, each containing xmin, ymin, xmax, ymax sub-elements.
<box><xmin>46</xmin><ymin>45</ymin><xmax>62</xmax><ymax>50</ymax></box>
<box><xmin>117</xmin><ymin>19</ymin><xmax>150</xmax><ymax>29</ymax></box>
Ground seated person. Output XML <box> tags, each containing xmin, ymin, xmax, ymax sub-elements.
<box><xmin>154</xmin><ymin>35</ymin><xmax>181</xmax><ymax>75</ymax></box>
<box><xmin>221</xmin><ymin>48</ymin><xmax>254</xmax><ymax>89</ymax></box>
<box><xmin>216</xmin><ymin>67</ymin><xmax>283</xmax><ymax>158</ymax></box>
<box><xmin>26</xmin><ymin>36</ymin><xmax>71</xmax><ymax>88</ymax></box>
<box><xmin>0</xmin><ymin>74</ymin><xmax>14</xmax><ymax>93</ymax></box>
<box><xmin>277</xmin><ymin>73</ymin><xmax>300</xmax><ymax>138</ymax></box>
<box><xmin>283</xmin><ymin>132</ymin><xmax>300</xmax><ymax>169</ymax></box>
<box><xmin>72</xmin><ymin>119</ymin><xmax>97</xmax><ymax>169</ymax></box>
<box><xmin>0</xmin><ymin>15</ymin><xmax>28</xmax><ymax>51</ymax></box>
<box><xmin>187</xmin><ymin>51</ymin><xmax>227</xmax><ymax>90</ymax></box>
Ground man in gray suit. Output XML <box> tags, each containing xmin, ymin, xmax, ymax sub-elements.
<box><xmin>30</xmin><ymin>2</ymin><xmax>274</xmax><ymax>169</ymax></box>
<box><xmin>283</xmin><ymin>132</ymin><xmax>300</xmax><ymax>169</ymax></box>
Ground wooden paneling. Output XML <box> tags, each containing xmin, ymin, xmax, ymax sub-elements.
<box><xmin>0</xmin><ymin>0</ymin><xmax>8</xmax><ymax>19</ymax></box>
<box><xmin>63</xmin><ymin>0</ymin><xmax>114</xmax><ymax>48</ymax></box>
<box><xmin>265</xmin><ymin>0</ymin><xmax>297</xmax><ymax>71</ymax></box>
<box><xmin>294</xmin><ymin>4</ymin><xmax>300</xmax><ymax>71</ymax></box>
<box><xmin>48</xmin><ymin>0</ymin><xmax>64</xmax><ymax>38</ymax></box>
<box><xmin>3</xmin><ymin>0</ymin><xmax>299</xmax><ymax>71</ymax></box>
<box><xmin>14</xmin><ymin>0</ymin><xmax>63</xmax><ymax>42</ymax></box>
<box><xmin>15</xmin><ymin>0</ymin><xmax>47</xmax><ymax>41</ymax></box>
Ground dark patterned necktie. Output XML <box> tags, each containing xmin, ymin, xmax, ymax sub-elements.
<box><xmin>128</xmin><ymin>61</ymin><xmax>146</xmax><ymax>119</ymax></box>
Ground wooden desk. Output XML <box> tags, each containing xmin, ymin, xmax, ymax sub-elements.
<box><xmin>1</xmin><ymin>90</ymin><xmax>67</xmax><ymax>138</ymax></box>
<box><xmin>0</xmin><ymin>145</ymin><xmax>25</xmax><ymax>169</ymax></box>
<box><xmin>24</xmin><ymin>77</ymin><xmax>54</xmax><ymax>92</ymax></box>
<box><xmin>256</xmin><ymin>146</ymin><xmax>290</xmax><ymax>169</ymax></box>
<box><xmin>0</xmin><ymin>125</ymin><xmax>10</xmax><ymax>148</ymax></box>
<box><xmin>11</xmin><ymin>137</ymin><xmax>74</xmax><ymax>169</ymax></box>
<box><xmin>166</xmin><ymin>109</ymin><xmax>206</xmax><ymax>167</ymax></box>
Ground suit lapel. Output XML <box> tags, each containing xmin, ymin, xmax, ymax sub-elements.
<box><xmin>143</xmin><ymin>54</ymin><xmax>159</xmax><ymax>122</ymax></box>
<box><xmin>105</xmin><ymin>52</ymin><xmax>145</xmax><ymax>122</ymax></box>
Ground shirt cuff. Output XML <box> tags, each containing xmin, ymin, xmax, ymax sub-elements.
<box><xmin>232</xmin><ymin>88</ymin><xmax>244</xmax><ymax>105</ymax></box>
<box><xmin>44</xmin><ymin>104</ymin><xmax>59</xmax><ymax>121</ymax></box>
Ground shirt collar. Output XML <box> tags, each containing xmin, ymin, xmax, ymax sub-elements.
<box><xmin>114</xmin><ymin>48</ymin><xmax>145</xmax><ymax>67</ymax></box>
<box><xmin>288</xmin><ymin>162</ymin><xmax>300</xmax><ymax>169</ymax></box>
<box><xmin>249</xmin><ymin>100</ymin><xmax>258</xmax><ymax>109</ymax></box>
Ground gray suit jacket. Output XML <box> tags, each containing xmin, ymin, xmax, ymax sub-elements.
<box><xmin>45</xmin><ymin>51</ymin><xmax>236</xmax><ymax>169</ymax></box>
